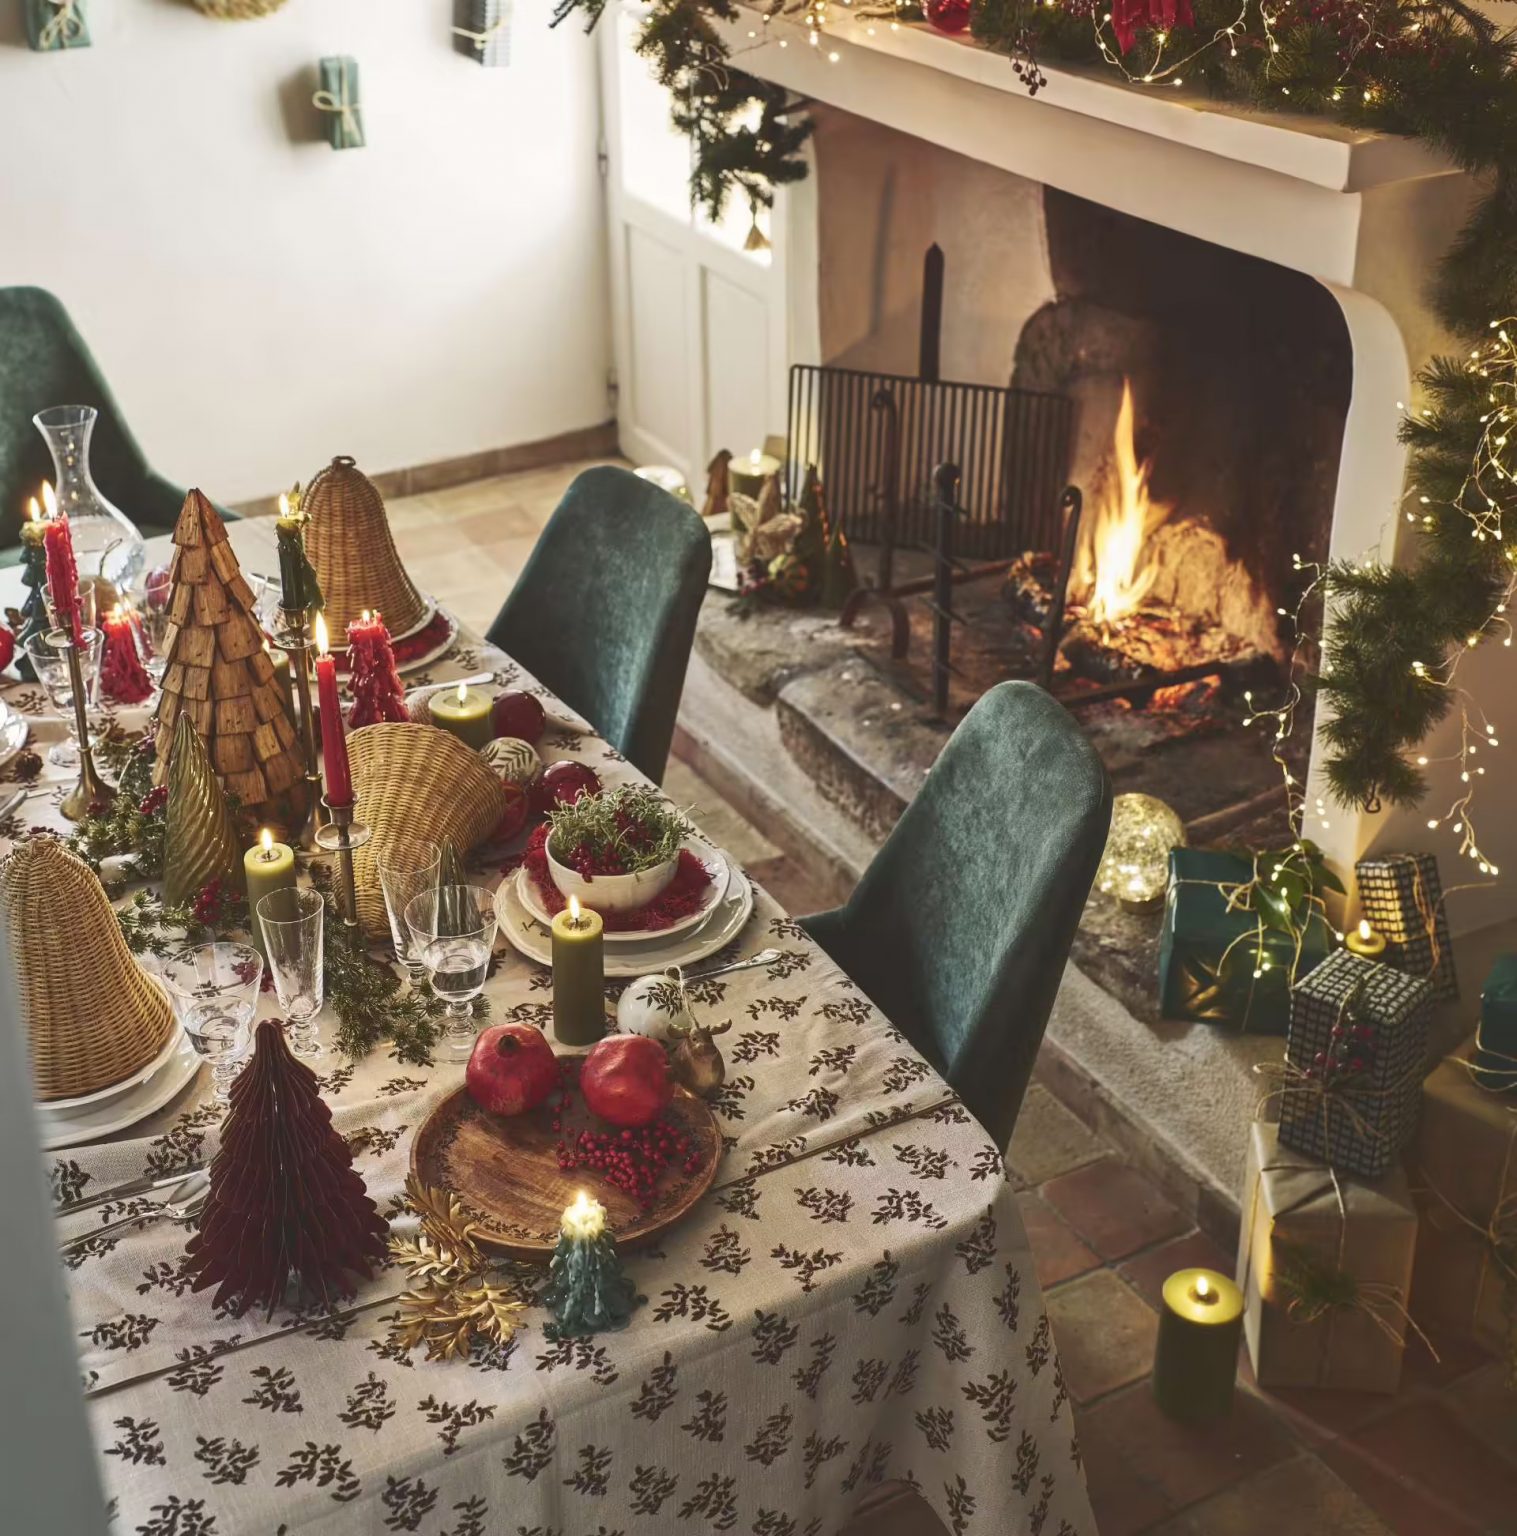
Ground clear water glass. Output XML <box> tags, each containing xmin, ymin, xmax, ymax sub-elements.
<box><xmin>256</xmin><ymin>887</ymin><xmax>325</xmax><ymax>1060</ymax></box>
<box><xmin>160</xmin><ymin>942</ymin><xmax>263</xmax><ymax>1104</ymax></box>
<box><xmin>126</xmin><ymin>568</ymin><xmax>174</xmax><ymax>684</ymax></box>
<box><xmin>404</xmin><ymin>883</ymin><xmax>497</xmax><ymax>1059</ymax></box>
<box><xmin>43</xmin><ymin>576</ymin><xmax>99</xmax><ymax>638</ymax></box>
<box><xmin>379</xmin><ymin>839</ymin><xmax>442</xmax><ymax>982</ymax></box>
<box><xmin>23</xmin><ymin>627</ymin><xmax>103</xmax><ymax>768</ymax></box>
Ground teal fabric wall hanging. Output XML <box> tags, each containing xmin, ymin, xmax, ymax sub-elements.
<box><xmin>314</xmin><ymin>57</ymin><xmax>364</xmax><ymax>150</ymax></box>
<box><xmin>26</xmin><ymin>0</ymin><xmax>89</xmax><ymax>51</ymax></box>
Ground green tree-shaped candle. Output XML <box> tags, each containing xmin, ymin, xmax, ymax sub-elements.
<box><xmin>542</xmin><ymin>1191</ymin><xmax>642</xmax><ymax>1339</ymax></box>
<box><xmin>14</xmin><ymin>514</ymin><xmax>49</xmax><ymax>680</ymax></box>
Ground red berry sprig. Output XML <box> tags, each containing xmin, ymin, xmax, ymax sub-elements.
<box><xmin>548</xmin><ymin>1068</ymin><xmax>701</xmax><ymax>1210</ymax></box>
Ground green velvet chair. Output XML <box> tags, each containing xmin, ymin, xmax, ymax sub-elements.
<box><xmin>485</xmin><ymin>465</ymin><xmax>711</xmax><ymax>783</ymax></box>
<box><xmin>801</xmin><ymin>682</ymin><xmax>1112</xmax><ymax>1147</ymax></box>
<box><xmin>0</xmin><ymin>286</ymin><xmax>227</xmax><ymax>559</ymax></box>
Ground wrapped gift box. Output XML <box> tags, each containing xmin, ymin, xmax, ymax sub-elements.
<box><xmin>315</xmin><ymin>57</ymin><xmax>364</xmax><ymax>150</ymax></box>
<box><xmin>1158</xmin><ymin>848</ymin><xmax>1332</xmax><ymax>1035</ymax></box>
<box><xmin>1474</xmin><ymin>954</ymin><xmax>1517</xmax><ymax>1093</ymax></box>
<box><xmin>26</xmin><ymin>0</ymin><xmax>89</xmax><ymax>50</ymax></box>
<box><xmin>1355</xmin><ymin>852</ymin><xmax>1458</xmax><ymax>1003</ymax></box>
<box><xmin>1410</xmin><ymin>1041</ymin><xmax>1517</xmax><ymax>1357</ymax></box>
<box><xmin>1237</xmin><ymin>1121</ymin><xmax>1418</xmax><ymax>1392</ymax></box>
<box><xmin>453</xmin><ymin>0</ymin><xmax>511</xmax><ymax>66</ymax></box>
<box><xmin>1277</xmin><ymin>949</ymin><xmax>1432</xmax><ymax>1178</ymax></box>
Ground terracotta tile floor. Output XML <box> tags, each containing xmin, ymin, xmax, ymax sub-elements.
<box><xmin>382</xmin><ymin>461</ymin><xmax>1516</xmax><ymax>1535</ymax></box>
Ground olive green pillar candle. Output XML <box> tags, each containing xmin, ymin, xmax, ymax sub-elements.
<box><xmin>551</xmin><ymin>896</ymin><xmax>606</xmax><ymax>1047</ymax></box>
<box><xmin>1152</xmin><ymin>1268</ymin><xmax>1244</xmax><ymax>1424</ymax></box>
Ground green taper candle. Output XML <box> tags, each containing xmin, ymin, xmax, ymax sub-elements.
<box><xmin>244</xmin><ymin>829</ymin><xmax>297</xmax><ymax>960</ymax></box>
<box><xmin>551</xmin><ymin>895</ymin><xmax>605</xmax><ymax>1047</ymax></box>
<box><xmin>1152</xmin><ymin>1268</ymin><xmax>1244</xmax><ymax>1423</ymax></box>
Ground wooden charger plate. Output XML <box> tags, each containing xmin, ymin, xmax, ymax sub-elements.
<box><xmin>411</xmin><ymin>1058</ymin><xmax>724</xmax><ymax>1261</ymax></box>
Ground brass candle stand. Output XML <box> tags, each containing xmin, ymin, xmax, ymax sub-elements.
<box><xmin>50</xmin><ymin>627</ymin><xmax>114</xmax><ymax>822</ymax></box>
<box><xmin>274</xmin><ymin>605</ymin><xmax>327</xmax><ymax>853</ymax></box>
<box><xmin>315</xmin><ymin>796</ymin><xmax>370</xmax><ymax>929</ymax></box>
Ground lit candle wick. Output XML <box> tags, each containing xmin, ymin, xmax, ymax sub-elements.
<box><xmin>568</xmin><ymin>893</ymin><xmax>584</xmax><ymax>930</ymax></box>
<box><xmin>1357</xmin><ymin>919</ymin><xmax>1373</xmax><ymax>942</ymax></box>
<box><xmin>26</xmin><ymin>496</ymin><xmax>40</xmax><ymax>524</ymax></box>
<box><xmin>562</xmin><ymin>1188</ymin><xmax>606</xmax><ymax>1240</ymax></box>
<box><xmin>749</xmin><ymin>448</ymin><xmax>762</xmax><ymax>466</ymax></box>
<box><xmin>277</xmin><ymin>491</ymin><xmax>290</xmax><ymax>518</ymax></box>
<box><xmin>41</xmin><ymin>480</ymin><xmax>57</xmax><ymax>519</ymax></box>
<box><xmin>456</xmin><ymin>682</ymin><xmax>468</xmax><ymax>705</ymax></box>
<box><xmin>1191</xmin><ymin>1275</ymin><xmax>1218</xmax><ymax>1306</ymax></box>
<box><xmin>259</xmin><ymin>828</ymin><xmax>276</xmax><ymax>863</ymax></box>
<box><xmin>313</xmin><ymin>611</ymin><xmax>330</xmax><ymax>656</ymax></box>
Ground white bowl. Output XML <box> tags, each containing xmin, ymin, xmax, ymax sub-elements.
<box><xmin>546</xmin><ymin>841</ymin><xmax>678</xmax><ymax>915</ymax></box>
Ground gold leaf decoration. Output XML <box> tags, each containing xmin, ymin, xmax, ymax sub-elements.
<box><xmin>162</xmin><ymin>715</ymin><xmax>243</xmax><ymax>907</ymax></box>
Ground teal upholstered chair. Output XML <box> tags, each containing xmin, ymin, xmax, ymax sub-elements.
<box><xmin>801</xmin><ymin>682</ymin><xmax>1112</xmax><ymax>1147</ymax></box>
<box><xmin>485</xmin><ymin>465</ymin><xmax>711</xmax><ymax>783</ymax></box>
<box><xmin>0</xmin><ymin>286</ymin><xmax>227</xmax><ymax>559</ymax></box>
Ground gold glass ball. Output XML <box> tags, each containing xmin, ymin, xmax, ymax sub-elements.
<box><xmin>1096</xmin><ymin>792</ymin><xmax>1186</xmax><ymax>911</ymax></box>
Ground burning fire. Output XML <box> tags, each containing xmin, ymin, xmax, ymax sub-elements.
<box><xmin>1079</xmin><ymin>380</ymin><xmax>1170</xmax><ymax>627</ymax></box>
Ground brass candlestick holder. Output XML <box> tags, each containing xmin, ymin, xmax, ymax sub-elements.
<box><xmin>50</xmin><ymin>627</ymin><xmax>114</xmax><ymax>822</ymax></box>
<box><xmin>315</xmin><ymin>797</ymin><xmax>370</xmax><ymax>929</ymax></box>
<box><xmin>274</xmin><ymin>605</ymin><xmax>327</xmax><ymax>853</ymax></box>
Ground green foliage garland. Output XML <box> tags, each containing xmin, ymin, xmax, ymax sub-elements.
<box><xmin>586</xmin><ymin>0</ymin><xmax>1517</xmax><ymax>813</ymax></box>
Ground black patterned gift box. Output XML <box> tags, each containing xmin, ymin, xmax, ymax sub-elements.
<box><xmin>1355</xmin><ymin>852</ymin><xmax>1458</xmax><ymax>1003</ymax></box>
<box><xmin>453</xmin><ymin>0</ymin><xmax>511</xmax><ymax>66</ymax></box>
<box><xmin>1277</xmin><ymin>948</ymin><xmax>1433</xmax><ymax>1178</ymax></box>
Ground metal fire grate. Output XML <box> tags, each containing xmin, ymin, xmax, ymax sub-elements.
<box><xmin>784</xmin><ymin>364</ymin><xmax>1073</xmax><ymax>564</ymax></box>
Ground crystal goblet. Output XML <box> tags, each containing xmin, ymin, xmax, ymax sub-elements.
<box><xmin>404</xmin><ymin>884</ymin><xmax>497</xmax><ymax>1060</ymax></box>
<box><xmin>379</xmin><ymin>838</ymin><xmax>442</xmax><ymax>982</ymax></box>
<box><xmin>256</xmin><ymin>887</ymin><xmax>326</xmax><ymax>1060</ymax></box>
<box><xmin>161</xmin><ymin>942</ymin><xmax>263</xmax><ymax>1104</ymax></box>
<box><xmin>23</xmin><ymin>627</ymin><xmax>103</xmax><ymax>768</ymax></box>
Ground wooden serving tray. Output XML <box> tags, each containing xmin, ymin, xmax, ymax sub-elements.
<box><xmin>410</xmin><ymin>1062</ymin><xmax>724</xmax><ymax>1261</ymax></box>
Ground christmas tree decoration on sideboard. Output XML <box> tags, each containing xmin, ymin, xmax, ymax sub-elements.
<box><xmin>182</xmin><ymin>1018</ymin><xmax>388</xmax><ymax>1316</ymax></box>
<box><xmin>162</xmin><ymin>715</ymin><xmax>243</xmax><ymax>907</ymax></box>
<box><xmin>1354</xmin><ymin>852</ymin><xmax>1458</xmax><ymax>1003</ymax></box>
<box><xmin>452</xmin><ymin>0</ymin><xmax>511</xmax><ymax>65</ymax></box>
<box><xmin>542</xmin><ymin>1190</ymin><xmax>642</xmax><ymax>1339</ymax></box>
<box><xmin>25</xmin><ymin>0</ymin><xmax>89</xmax><ymax>50</ymax></box>
<box><xmin>313</xmin><ymin>57</ymin><xmax>364</xmax><ymax>150</ymax></box>
<box><xmin>151</xmin><ymin>489</ymin><xmax>306</xmax><ymax>824</ymax></box>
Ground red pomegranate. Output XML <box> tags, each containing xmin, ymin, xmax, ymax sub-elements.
<box><xmin>495</xmin><ymin>781</ymin><xmax>530</xmax><ymax>843</ymax></box>
<box><xmin>581</xmin><ymin>1034</ymin><xmax>671</xmax><ymax>1128</ymax></box>
<box><xmin>532</xmin><ymin>759</ymin><xmax>602</xmax><ymax>815</ymax></box>
<box><xmin>465</xmin><ymin>1023</ymin><xmax>559</xmax><ymax>1117</ymax></box>
<box><xmin>492</xmin><ymin>690</ymin><xmax>546</xmax><ymax>744</ymax></box>
<box><xmin>0</xmin><ymin>624</ymin><xmax>13</xmax><ymax>674</ymax></box>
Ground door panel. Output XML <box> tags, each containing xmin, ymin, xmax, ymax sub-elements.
<box><xmin>626</xmin><ymin>227</ymin><xmax>690</xmax><ymax>461</ymax></box>
<box><xmin>703</xmin><ymin>271</ymin><xmax>771</xmax><ymax>468</ymax></box>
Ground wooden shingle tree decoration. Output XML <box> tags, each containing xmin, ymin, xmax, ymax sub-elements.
<box><xmin>152</xmin><ymin>490</ymin><xmax>306</xmax><ymax>825</ymax></box>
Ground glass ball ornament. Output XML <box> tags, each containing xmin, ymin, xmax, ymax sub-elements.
<box><xmin>1096</xmin><ymin>792</ymin><xmax>1186</xmax><ymax>911</ymax></box>
<box><xmin>925</xmin><ymin>0</ymin><xmax>971</xmax><ymax>33</ymax></box>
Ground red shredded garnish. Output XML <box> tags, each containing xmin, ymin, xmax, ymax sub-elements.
<box><xmin>523</xmin><ymin>824</ymin><xmax>714</xmax><ymax>932</ymax></box>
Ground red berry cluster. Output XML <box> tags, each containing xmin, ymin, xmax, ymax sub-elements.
<box><xmin>548</xmin><ymin>1080</ymin><xmax>700</xmax><ymax>1210</ymax></box>
<box><xmin>561</xmin><ymin>809</ymin><xmax>664</xmax><ymax>879</ymax></box>
<box><xmin>1307</xmin><ymin>1015</ymin><xmax>1376</xmax><ymax>1085</ymax></box>
<box><xmin>193</xmin><ymin>875</ymin><xmax>246</xmax><ymax>930</ymax></box>
<box><xmin>138</xmin><ymin>784</ymin><xmax>168</xmax><ymax>818</ymax></box>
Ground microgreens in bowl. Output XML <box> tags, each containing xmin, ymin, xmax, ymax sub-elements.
<box><xmin>546</xmin><ymin>786</ymin><xmax>693</xmax><ymax>878</ymax></box>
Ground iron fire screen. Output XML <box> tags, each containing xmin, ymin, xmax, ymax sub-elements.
<box><xmin>784</xmin><ymin>364</ymin><xmax>1074</xmax><ymax>563</ymax></box>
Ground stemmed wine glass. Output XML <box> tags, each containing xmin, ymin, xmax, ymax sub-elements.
<box><xmin>378</xmin><ymin>839</ymin><xmax>442</xmax><ymax>983</ymax></box>
<box><xmin>23</xmin><ymin>627</ymin><xmax>103</xmax><ymax>768</ymax></box>
<box><xmin>160</xmin><ymin>942</ymin><xmax>263</xmax><ymax>1104</ymax></box>
<box><xmin>126</xmin><ymin>567</ymin><xmax>174</xmax><ymax>685</ymax></box>
<box><xmin>256</xmin><ymin>887</ymin><xmax>326</xmax><ymax>1060</ymax></box>
<box><xmin>404</xmin><ymin>884</ymin><xmax>498</xmax><ymax>1059</ymax></box>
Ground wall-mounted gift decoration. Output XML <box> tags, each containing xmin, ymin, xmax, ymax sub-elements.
<box><xmin>188</xmin><ymin>0</ymin><xmax>287</xmax><ymax>16</ymax></box>
<box><xmin>313</xmin><ymin>56</ymin><xmax>364</xmax><ymax>150</ymax></box>
<box><xmin>452</xmin><ymin>0</ymin><xmax>511</xmax><ymax>66</ymax></box>
<box><xmin>26</xmin><ymin>0</ymin><xmax>90</xmax><ymax>51</ymax></box>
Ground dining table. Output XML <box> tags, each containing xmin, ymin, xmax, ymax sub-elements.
<box><xmin>3</xmin><ymin>519</ymin><xmax>1095</xmax><ymax>1536</ymax></box>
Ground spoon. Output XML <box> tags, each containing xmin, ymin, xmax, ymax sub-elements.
<box><xmin>59</xmin><ymin>1173</ymin><xmax>209</xmax><ymax>1256</ymax></box>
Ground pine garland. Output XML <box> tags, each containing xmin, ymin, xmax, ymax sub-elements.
<box><xmin>587</xmin><ymin>0</ymin><xmax>1517</xmax><ymax>815</ymax></box>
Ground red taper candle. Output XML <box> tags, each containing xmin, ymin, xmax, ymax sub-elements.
<box><xmin>313</xmin><ymin>612</ymin><xmax>354</xmax><ymax>807</ymax></box>
<box><xmin>42</xmin><ymin>503</ymin><xmax>82</xmax><ymax>644</ymax></box>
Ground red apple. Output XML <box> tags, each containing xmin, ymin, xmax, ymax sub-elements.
<box><xmin>581</xmin><ymin>1034</ymin><xmax>671</xmax><ymax>1128</ymax></box>
<box><xmin>492</xmin><ymin>689</ymin><xmax>546</xmax><ymax>744</ymax></box>
<box><xmin>532</xmin><ymin>759</ymin><xmax>601</xmax><ymax>815</ymax></box>
<box><xmin>466</xmin><ymin>1023</ymin><xmax>558</xmax><ymax>1117</ymax></box>
<box><xmin>495</xmin><ymin>780</ymin><xmax>530</xmax><ymax>842</ymax></box>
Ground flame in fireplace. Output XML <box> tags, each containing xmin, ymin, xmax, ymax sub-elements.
<box><xmin>1081</xmin><ymin>380</ymin><xmax>1169</xmax><ymax>626</ymax></box>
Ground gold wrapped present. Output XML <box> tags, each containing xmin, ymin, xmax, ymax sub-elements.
<box><xmin>1411</xmin><ymin>1039</ymin><xmax>1517</xmax><ymax>1360</ymax></box>
<box><xmin>1237</xmin><ymin>1121</ymin><xmax>1418</xmax><ymax>1393</ymax></box>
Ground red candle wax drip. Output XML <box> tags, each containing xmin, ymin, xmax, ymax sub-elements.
<box><xmin>99</xmin><ymin>607</ymin><xmax>153</xmax><ymax>704</ymax></box>
<box><xmin>314</xmin><ymin>617</ymin><xmax>354</xmax><ymax>807</ymax></box>
<box><xmin>43</xmin><ymin>512</ymin><xmax>82</xmax><ymax>644</ymax></box>
<box><xmin>345</xmin><ymin>609</ymin><xmax>409</xmax><ymax>728</ymax></box>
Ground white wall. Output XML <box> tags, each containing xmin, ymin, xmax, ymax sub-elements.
<box><xmin>0</xmin><ymin>0</ymin><xmax>610</xmax><ymax>504</ymax></box>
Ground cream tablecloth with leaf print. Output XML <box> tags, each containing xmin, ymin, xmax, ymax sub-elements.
<box><xmin>7</xmin><ymin>523</ymin><xmax>1094</xmax><ymax>1536</ymax></box>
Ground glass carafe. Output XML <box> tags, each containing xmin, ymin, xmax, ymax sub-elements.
<box><xmin>33</xmin><ymin>406</ymin><xmax>146</xmax><ymax>588</ymax></box>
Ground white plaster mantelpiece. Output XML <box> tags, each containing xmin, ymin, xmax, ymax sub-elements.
<box><xmin>725</xmin><ymin>11</ymin><xmax>1512</xmax><ymax>933</ymax></box>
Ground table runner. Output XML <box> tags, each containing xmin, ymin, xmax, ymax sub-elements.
<box><xmin>4</xmin><ymin>524</ymin><xmax>1094</xmax><ymax>1536</ymax></box>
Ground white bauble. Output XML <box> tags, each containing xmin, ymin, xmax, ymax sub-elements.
<box><xmin>617</xmin><ymin>968</ymin><xmax>699</xmax><ymax>1041</ymax></box>
<box><xmin>481</xmin><ymin>735</ymin><xmax>541</xmax><ymax>788</ymax></box>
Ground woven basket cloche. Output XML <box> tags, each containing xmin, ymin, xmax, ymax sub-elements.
<box><xmin>2</xmin><ymin>839</ymin><xmax>177</xmax><ymax>1101</ymax></box>
<box><xmin>303</xmin><ymin>456</ymin><xmax>429</xmax><ymax>639</ymax></box>
<box><xmin>349</xmin><ymin>724</ymin><xmax>512</xmax><ymax>941</ymax></box>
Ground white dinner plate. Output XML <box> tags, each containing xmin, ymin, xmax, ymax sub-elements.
<box><xmin>514</xmin><ymin>839</ymin><xmax>727</xmax><ymax>943</ymax></box>
<box><xmin>36</xmin><ymin>1032</ymin><xmax>201</xmax><ymax>1151</ymax></box>
<box><xmin>41</xmin><ymin>1004</ymin><xmax>184</xmax><ymax>1112</ymax></box>
<box><xmin>0</xmin><ymin>700</ymin><xmax>27</xmax><ymax>772</ymax></box>
<box><xmin>497</xmin><ymin>855</ymin><xmax>755</xmax><ymax>978</ymax></box>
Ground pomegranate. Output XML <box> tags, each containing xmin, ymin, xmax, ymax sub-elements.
<box><xmin>492</xmin><ymin>690</ymin><xmax>546</xmax><ymax>744</ymax></box>
<box><xmin>465</xmin><ymin>1023</ymin><xmax>558</xmax><ymax>1117</ymax></box>
<box><xmin>495</xmin><ymin>781</ymin><xmax>530</xmax><ymax>843</ymax></box>
<box><xmin>580</xmin><ymin>1034</ymin><xmax>671</xmax><ymax>1129</ymax></box>
<box><xmin>532</xmin><ymin>759</ymin><xmax>601</xmax><ymax>815</ymax></box>
<box><xmin>0</xmin><ymin>624</ymin><xmax>13</xmax><ymax>674</ymax></box>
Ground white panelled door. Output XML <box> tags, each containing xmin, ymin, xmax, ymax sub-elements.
<box><xmin>598</xmin><ymin>7</ymin><xmax>791</xmax><ymax>488</ymax></box>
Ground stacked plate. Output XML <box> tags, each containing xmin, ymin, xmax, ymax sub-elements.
<box><xmin>35</xmin><ymin>1022</ymin><xmax>199</xmax><ymax>1151</ymax></box>
<box><xmin>497</xmin><ymin>839</ymin><xmax>754</xmax><ymax>979</ymax></box>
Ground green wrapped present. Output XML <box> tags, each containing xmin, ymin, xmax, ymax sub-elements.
<box><xmin>26</xmin><ymin>0</ymin><xmax>90</xmax><ymax>50</ymax></box>
<box><xmin>314</xmin><ymin>57</ymin><xmax>364</xmax><ymax>150</ymax></box>
<box><xmin>1159</xmin><ymin>847</ymin><xmax>1333</xmax><ymax>1034</ymax></box>
<box><xmin>1475</xmin><ymin>953</ymin><xmax>1517</xmax><ymax>1092</ymax></box>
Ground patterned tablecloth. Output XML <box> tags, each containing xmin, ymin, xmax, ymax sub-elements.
<box><xmin>7</xmin><ymin>524</ymin><xmax>1094</xmax><ymax>1536</ymax></box>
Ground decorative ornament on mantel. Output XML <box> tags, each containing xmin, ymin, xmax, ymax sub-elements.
<box><xmin>453</xmin><ymin>0</ymin><xmax>511</xmax><ymax>66</ymax></box>
<box><xmin>26</xmin><ymin>0</ymin><xmax>89</xmax><ymax>50</ymax></box>
<box><xmin>313</xmin><ymin>56</ymin><xmax>365</xmax><ymax>151</ymax></box>
<box><xmin>183</xmin><ymin>1018</ymin><xmax>388</xmax><ymax>1317</ymax></box>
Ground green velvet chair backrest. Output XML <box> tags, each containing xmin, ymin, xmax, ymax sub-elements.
<box><xmin>485</xmin><ymin>466</ymin><xmax>711</xmax><ymax>783</ymax></box>
<box><xmin>0</xmin><ymin>287</ymin><xmax>171</xmax><ymax>549</ymax></box>
<box><xmin>801</xmin><ymin>682</ymin><xmax>1112</xmax><ymax>1147</ymax></box>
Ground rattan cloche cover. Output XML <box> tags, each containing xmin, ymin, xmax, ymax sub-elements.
<box><xmin>303</xmin><ymin>456</ymin><xmax>429</xmax><ymax>639</ymax></box>
<box><xmin>2</xmin><ymin>839</ymin><xmax>176</xmax><ymax>1101</ymax></box>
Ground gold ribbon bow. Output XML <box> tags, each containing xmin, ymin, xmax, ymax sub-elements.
<box><xmin>38</xmin><ymin>0</ymin><xmax>86</xmax><ymax>50</ymax></box>
<box><xmin>312</xmin><ymin>68</ymin><xmax>361</xmax><ymax>144</ymax></box>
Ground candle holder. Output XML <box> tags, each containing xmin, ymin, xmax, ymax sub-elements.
<box><xmin>274</xmin><ymin>604</ymin><xmax>328</xmax><ymax>853</ymax></box>
<box><xmin>315</xmin><ymin>796</ymin><xmax>370</xmax><ymax>929</ymax></box>
<box><xmin>48</xmin><ymin>627</ymin><xmax>114</xmax><ymax>822</ymax></box>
